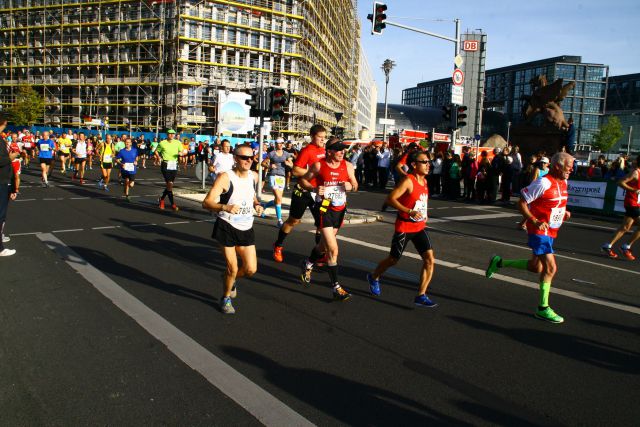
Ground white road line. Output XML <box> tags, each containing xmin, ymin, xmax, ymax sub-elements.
<box><xmin>70</xmin><ymin>197</ymin><xmax>90</xmax><ymax>200</ymax></box>
<box><xmin>9</xmin><ymin>231</ymin><xmax>42</xmax><ymax>236</ymax></box>
<box><xmin>58</xmin><ymin>184</ymin><xmax>74</xmax><ymax>187</ymax></box>
<box><xmin>130</xmin><ymin>223</ymin><xmax>156</xmax><ymax>227</ymax></box>
<box><xmin>52</xmin><ymin>228</ymin><xmax>84</xmax><ymax>233</ymax></box>
<box><xmin>37</xmin><ymin>233</ymin><xmax>313</xmax><ymax>427</ymax></box>
<box><xmin>436</xmin><ymin>213</ymin><xmax>521</xmax><ymax>221</ymax></box>
<box><xmin>333</xmin><ymin>234</ymin><xmax>640</xmax><ymax>316</ymax></box>
<box><xmin>164</xmin><ymin>221</ymin><xmax>190</xmax><ymax>225</ymax></box>
<box><xmin>92</xmin><ymin>226</ymin><xmax>120</xmax><ymax>230</ymax></box>
<box><xmin>14</xmin><ymin>198</ymin><xmax>36</xmax><ymax>202</ymax></box>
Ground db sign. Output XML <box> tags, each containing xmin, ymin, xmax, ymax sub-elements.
<box><xmin>463</xmin><ymin>40</ymin><xmax>479</xmax><ymax>51</ymax></box>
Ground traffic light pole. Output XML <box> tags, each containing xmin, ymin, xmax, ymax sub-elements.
<box><xmin>256</xmin><ymin>86</ymin><xmax>266</xmax><ymax>202</ymax></box>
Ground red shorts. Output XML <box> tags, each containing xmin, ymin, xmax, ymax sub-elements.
<box><xmin>11</xmin><ymin>160</ymin><xmax>21</xmax><ymax>175</ymax></box>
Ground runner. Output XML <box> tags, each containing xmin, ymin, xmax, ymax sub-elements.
<box><xmin>137</xmin><ymin>134</ymin><xmax>148</xmax><ymax>169</ymax></box>
<box><xmin>86</xmin><ymin>136</ymin><xmax>95</xmax><ymax>170</ymax></box>
<box><xmin>209</xmin><ymin>139</ymin><xmax>234</xmax><ymax>182</ymax></box>
<box><xmin>57</xmin><ymin>131</ymin><xmax>72</xmax><ymax>174</ymax></box>
<box><xmin>8</xmin><ymin>139</ymin><xmax>22</xmax><ymax>198</ymax></box>
<box><xmin>366</xmin><ymin>150</ymin><xmax>438</xmax><ymax>307</ymax></box>
<box><xmin>21</xmin><ymin>130</ymin><xmax>35</xmax><ymax>169</ymax></box>
<box><xmin>150</xmin><ymin>137</ymin><xmax>160</xmax><ymax>166</ymax></box>
<box><xmin>261</xmin><ymin>137</ymin><xmax>293</xmax><ymax>227</ymax></box>
<box><xmin>154</xmin><ymin>129</ymin><xmax>181</xmax><ymax>211</ymax></box>
<box><xmin>96</xmin><ymin>134</ymin><xmax>116</xmax><ymax>191</ymax></box>
<box><xmin>71</xmin><ymin>132</ymin><xmax>88</xmax><ymax>184</ymax></box>
<box><xmin>115</xmin><ymin>137</ymin><xmax>139</xmax><ymax>201</ymax></box>
<box><xmin>114</xmin><ymin>136</ymin><xmax>126</xmax><ymax>185</ymax></box>
<box><xmin>298</xmin><ymin>139</ymin><xmax>358</xmax><ymax>301</ymax></box>
<box><xmin>601</xmin><ymin>154</ymin><xmax>640</xmax><ymax>260</ymax></box>
<box><xmin>37</xmin><ymin>131</ymin><xmax>56</xmax><ymax>187</ymax></box>
<box><xmin>272</xmin><ymin>124</ymin><xmax>327</xmax><ymax>262</ymax></box>
<box><xmin>202</xmin><ymin>144</ymin><xmax>264</xmax><ymax>314</ymax></box>
<box><xmin>485</xmin><ymin>152</ymin><xmax>574</xmax><ymax>324</ymax></box>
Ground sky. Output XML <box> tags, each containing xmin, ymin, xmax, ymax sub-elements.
<box><xmin>357</xmin><ymin>0</ymin><xmax>640</xmax><ymax>104</ymax></box>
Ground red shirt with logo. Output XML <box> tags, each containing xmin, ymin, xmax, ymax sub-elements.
<box><xmin>623</xmin><ymin>168</ymin><xmax>640</xmax><ymax>208</ymax></box>
<box><xmin>295</xmin><ymin>143</ymin><xmax>325</xmax><ymax>187</ymax></box>
<box><xmin>316</xmin><ymin>159</ymin><xmax>350</xmax><ymax>212</ymax></box>
<box><xmin>521</xmin><ymin>175</ymin><xmax>568</xmax><ymax>238</ymax></box>
<box><xmin>395</xmin><ymin>174</ymin><xmax>429</xmax><ymax>233</ymax></box>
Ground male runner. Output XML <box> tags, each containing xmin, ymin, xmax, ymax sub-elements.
<box><xmin>57</xmin><ymin>132</ymin><xmax>72</xmax><ymax>174</ymax></box>
<box><xmin>367</xmin><ymin>150</ymin><xmax>438</xmax><ymax>307</ymax></box>
<box><xmin>115</xmin><ymin>137</ymin><xmax>139</xmax><ymax>201</ymax></box>
<box><xmin>486</xmin><ymin>152</ymin><xmax>574</xmax><ymax>323</ymax></box>
<box><xmin>601</xmin><ymin>154</ymin><xmax>640</xmax><ymax>260</ymax></box>
<box><xmin>202</xmin><ymin>144</ymin><xmax>264</xmax><ymax>314</ymax></box>
<box><xmin>210</xmin><ymin>139</ymin><xmax>234</xmax><ymax>181</ymax></box>
<box><xmin>21</xmin><ymin>130</ymin><xmax>35</xmax><ymax>169</ymax></box>
<box><xmin>96</xmin><ymin>134</ymin><xmax>116</xmax><ymax>191</ymax></box>
<box><xmin>298</xmin><ymin>140</ymin><xmax>358</xmax><ymax>301</ymax></box>
<box><xmin>71</xmin><ymin>132</ymin><xmax>88</xmax><ymax>184</ymax></box>
<box><xmin>37</xmin><ymin>131</ymin><xmax>56</xmax><ymax>187</ymax></box>
<box><xmin>154</xmin><ymin>129</ymin><xmax>181</xmax><ymax>211</ymax></box>
<box><xmin>272</xmin><ymin>124</ymin><xmax>327</xmax><ymax>262</ymax></box>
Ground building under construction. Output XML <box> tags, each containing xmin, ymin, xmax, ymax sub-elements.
<box><xmin>0</xmin><ymin>0</ymin><xmax>361</xmax><ymax>138</ymax></box>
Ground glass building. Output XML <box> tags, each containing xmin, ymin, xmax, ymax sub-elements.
<box><xmin>403</xmin><ymin>55</ymin><xmax>609</xmax><ymax>147</ymax></box>
<box><xmin>605</xmin><ymin>73</ymin><xmax>640</xmax><ymax>153</ymax></box>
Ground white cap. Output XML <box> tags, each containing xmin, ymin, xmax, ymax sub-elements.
<box><xmin>275</xmin><ymin>137</ymin><xmax>285</xmax><ymax>143</ymax></box>
<box><xmin>540</xmin><ymin>157</ymin><xmax>550</xmax><ymax>163</ymax></box>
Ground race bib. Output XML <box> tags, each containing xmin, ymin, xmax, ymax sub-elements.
<box><xmin>103</xmin><ymin>154</ymin><xmax>112</xmax><ymax>162</ymax></box>
<box><xmin>139</xmin><ymin>144</ymin><xmax>146</xmax><ymax>149</ymax></box>
<box><xmin>40</xmin><ymin>144</ymin><xmax>50</xmax><ymax>151</ymax></box>
<box><xmin>166</xmin><ymin>160</ymin><xmax>178</xmax><ymax>170</ymax></box>
<box><xmin>412</xmin><ymin>199</ymin><xmax>428</xmax><ymax>222</ymax></box>
<box><xmin>24</xmin><ymin>142</ymin><xmax>32</xmax><ymax>148</ymax></box>
<box><xmin>231</xmin><ymin>201</ymin><xmax>254</xmax><ymax>223</ymax></box>
<box><xmin>325</xmin><ymin>184</ymin><xmax>346</xmax><ymax>207</ymax></box>
<box><xmin>274</xmin><ymin>176</ymin><xmax>285</xmax><ymax>187</ymax></box>
<box><xmin>123</xmin><ymin>162</ymin><xmax>135</xmax><ymax>172</ymax></box>
<box><xmin>549</xmin><ymin>207</ymin><xmax>566</xmax><ymax>229</ymax></box>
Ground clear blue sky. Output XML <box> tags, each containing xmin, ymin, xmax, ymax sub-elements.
<box><xmin>358</xmin><ymin>0</ymin><xmax>640</xmax><ymax>104</ymax></box>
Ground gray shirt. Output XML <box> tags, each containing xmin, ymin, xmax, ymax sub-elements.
<box><xmin>268</xmin><ymin>150</ymin><xmax>292</xmax><ymax>176</ymax></box>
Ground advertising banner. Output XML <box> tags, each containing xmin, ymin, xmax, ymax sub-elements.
<box><xmin>217</xmin><ymin>91</ymin><xmax>256</xmax><ymax>135</ymax></box>
<box><xmin>566</xmin><ymin>180</ymin><xmax>607</xmax><ymax>210</ymax></box>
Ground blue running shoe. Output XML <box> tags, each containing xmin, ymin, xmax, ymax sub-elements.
<box><xmin>414</xmin><ymin>294</ymin><xmax>438</xmax><ymax>308</ymax></box>
<box><xmin>367</xmin><ymin>273</ymin><xmax>381</xmax><ymax>296</ymax></box>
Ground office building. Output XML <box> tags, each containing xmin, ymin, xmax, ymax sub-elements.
<box><xmin>605</xmin><ymin>73</ymin><xmax>640</xmax><ymax>153</ymax></box>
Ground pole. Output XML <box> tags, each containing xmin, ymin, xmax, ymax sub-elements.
<box><xmin>507</xmin><ymin>121</ymin><xmax>511</xmax><ymax>144</ymax></box>
<box><xmin>383</xmin><ymin>74</ymin><xmax>389</xmax><ymax>143</ymax></box>
<box><xmin>628</xmin><ymin>125</ymin><xmax>633</xmax><ymax>156</ymax></box>
<box><xmin>256</xmin><ymin>85</ymin><xmax>265</xmax><ymax>202</ymax></box>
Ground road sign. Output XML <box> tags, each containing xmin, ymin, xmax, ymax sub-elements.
<box><xmin>433</xmin><ymin>132</ymin><xmax>451</xmax><ymax>142</ymax></box>
<box><xmin>454</xmin><ymin>55</ymin><xmax>463</xmax><ymax>68</ymax></box>
<box><xmin>452</xmin><ymin>69</ymin><xmax>464</xmax><ymax>86</ymax></box>
<box><xmin>463</xmin><ymin>40</ymin><xmax>479</xmax><ymax>51</ymax></box>
<box><xmin>451</xmin><ymin>85</ymin><xmax>464</xmax><ymax>105</ymax></box>
<box><xmin>379</xmin><ymin>118</ymin><xmax>395</xmax><ymax>125</ymax></box>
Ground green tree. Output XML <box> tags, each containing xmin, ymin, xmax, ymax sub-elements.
<box><xmin>592</xmin><ymin>116</ymin><xmax>624</xmax><ymax>152</ymax></box>
<box><xmin>7</xmin><ymin>86</ymin><xmax>45</xmax><ymax>126</ymax></box>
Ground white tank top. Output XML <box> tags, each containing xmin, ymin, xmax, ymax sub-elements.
<box><xmin>217</xmin><ymin>170</ymin><xmax>256</xmax><ymax>231</ymax></box>
<box><xmin>75</xmin><ymin>141</ymin><xmax>87</xmax><ymax>158</ymax></box>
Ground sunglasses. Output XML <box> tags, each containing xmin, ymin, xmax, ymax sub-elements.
<box><xmin>415</xmin><ymin>160</ymin><xmax>429</xmax><ymax>164</ymax></box>
<box><xmin>235</xmin><ymin>154</ymin><xmax>253</xmax><ymax>161</ymax></box>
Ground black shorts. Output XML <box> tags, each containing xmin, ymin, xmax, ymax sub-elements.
<box><xmin>315</xmin><ymin>207</ymin><xmax>346</xmax><ymax>229</ymax></box>
<box><xmin>39</xmin><ymin>158</ymin><xmax>53</xmax><ymax>166</ymax></box>
<box><xmin>161</xmin><ymin>162</ymin><xmax>178</xmax><ymax>182</ymax></box>
<box><xmin>101</xmin><ymin>162</ymin><xmax>113</xmax><ymax>169</ymax></box>
<box><xmin>58</xmin><ymin>150</ymin><xmax>68</xmax><ymax>157</ymax></box>
<box><xmin>122</xmin><ymin>171</ymin><xmax>136</xmax><ymax>181</ymax></box>
<box><xmin>289</xmin><ymin>185</ymin><xmax>317</xmax><ymax>220</ymax></box>
<box><xmin>625</xmin><ymin>206</ymin><xmax>640</xmax><ymax>219</ymax></box>
<box><xmin>212</xmin><ymin>218</ymin><xmax>255</xmax><ymax>247</ymax></box>
<box><xmin>74</xmin><ymin>157</ymin><xmax>86</xmax><ymax>164</ymax></box>
<box><xmin>389</xmin><ymin>229</ymin><xmax>433</xmax><ymax>259</ymax></box>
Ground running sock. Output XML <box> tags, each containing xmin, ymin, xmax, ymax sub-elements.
<box><xmin>539</xmin><ymin>281</ymin><xmax>551</xmax><ymax>308</ymax></box>
<box><xmin>275</xmin><ymin>204</ymin><xmax>282</xmax><ymax>221</ymax></box>
<box><xmin>315</xmin><ymin>230</ymin><xmax>322</xmax><ymax>244</ymax></box>
<box><xmin>262</xmin><ymin>200</ymin><xmax>275</xmax><ymax>209</ymax></box>
<box><xmin>275</xmin><ymin>229</ymin><xmax>288</xmax><ymax>247</ymax></box>
<box><xmin>160</xmin><ymin>189</ymin><xmax>167</xmax><ymax>201</ymax></box>
<box><xmin>622</xmin><ymin>243</ymin><xmax>631</xmax><ymax>250</ymax></box>
<box><xmin>500</xmin><ymin>259</ymin><xmax>529</xmax><ymax>270</ymax></box>
<box><xmin>327</xmin><ymin>263</ymin><xmax>339</xmax><ymax>285</ymax></box>
<box><xmin>309</xmin><ymin>246</ymin><xmax>324</xmax><ymax>263</ymax></box>
<box><xmin>167</xmin><ymin>191</ymin><xmax>174</xmax><ymax>205</ymax></box>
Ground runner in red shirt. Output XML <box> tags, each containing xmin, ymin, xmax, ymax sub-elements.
<box><xmin>272</xmin><ymin>124</ymin><xmax>327</xmax><ymax>262</ymax></box>
<box><xmin>298</xmin><ymin>140</ymin><xmax>357</xmax><ymax>301</ymax></box>
<box><xmin>367</xmin><ymin>150</ymin><xmax>438</xmax><ymax>307</ymax></box>
<box><xmin>485</xmin><ymin>152</ymin><xmax>574</xmax><ymax>324</ymax></box>
<box><xmin>601</xmin><ymin>154</ymin><xmax>640</xmax><ymax>260</ymax></box>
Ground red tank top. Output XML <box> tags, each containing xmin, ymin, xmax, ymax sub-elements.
<box><xmin>317</xmin><ymin>159</ymin><xmax>350</xmax><ymax>211</ymax></box>
<box><xmin>526</xmin><ymin>175</ymin><xmax>568</xmax><ymax>238</ymax></box>
<box><xmin>624</xmin><ymin>168</ymin><xmax>640</xmax><ymax>208</ymax></box>
<box><xmin>395</xmin><ymin>174</ymin><xmax>429</xmax><ymax>233</ymax></box>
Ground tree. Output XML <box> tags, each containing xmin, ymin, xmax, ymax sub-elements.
<box><xmin>592</xmin><ymin>116</ymin><xmax>624</xmax><ymax>152</ymax></box>
<box><xmin>6</xmin><ymin>86</ymin><xmax>45</xmax><ymax>126</ymax></box>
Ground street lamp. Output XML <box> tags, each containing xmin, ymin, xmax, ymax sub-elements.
<box><xmin>381</xmin><ymin>59</ymin><xmax>396</xmax><ymax>143</ymax></box>
<box><xmin>507</xmin><ymin>121</ymin><xmax>512</xmax><ymax>144</ymax></box>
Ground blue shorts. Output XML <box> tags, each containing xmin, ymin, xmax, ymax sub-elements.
<box><xmin>528</xmin><ymin>234</ymin><xmax>554</xmax><ymax>256</ymax></box>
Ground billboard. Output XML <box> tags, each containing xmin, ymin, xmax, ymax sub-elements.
<box><xmin>217</xmin><ymin>91</ymin><xmax>256</xmax><ymax>135</ymax></box>
<box><xmin>566</xmin><ymin>180</ymin><xmax>607</xmax><ymax>210</ymax></box>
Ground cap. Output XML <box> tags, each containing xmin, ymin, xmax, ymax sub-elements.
<box><xmin>275</xmin><ymin>137</ymin><xmax>285</xmax><ymax>143</ymax></box>
<box><xmin>407</xmin><ymin>142</ymin><xmax>419</xmax><ymax>150</ymax></box>
<box><xmin>326</xmin><ymin>141</ymin><xmax>349</xmax><ymax>151</ymax></box>
<box><xmin>540</xmin><ymin>157</ymin><xmax>550</xmax><ymax>164</ymax></box>
<box><xmin>167</xmin><ymin>129</ymin><xmax>176</xmax><ymax>134</ymax></box>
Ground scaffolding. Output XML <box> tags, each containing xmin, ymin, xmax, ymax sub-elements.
<box><xmin>0</xmin><ymin>0</ymin><xmax>360</xmax><ymax>138</ymax></box>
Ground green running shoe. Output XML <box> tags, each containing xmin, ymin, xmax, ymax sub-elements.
<box><xmin>485</xmin><ymin>255</ymin><xmax>502</xmax><ymax>278</ymax></box>
<box><xmin>535</xmin><ymin>306</ymin><xmax>564</xmax><ymax>324</ymax></box>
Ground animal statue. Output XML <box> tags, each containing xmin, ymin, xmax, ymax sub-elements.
<box><xmin>521</xmin><ymin>75</ymin><xmax>575</xmax><ymax>130</ymax></box>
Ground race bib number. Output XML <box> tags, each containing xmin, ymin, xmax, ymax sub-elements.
<box><xmin>166</xmin><ymin>160</ymin><xmax>178</xmax><ymax>170</ymax></box>
<box><xmin>40</xmin><ymin>144</ymin><xmax>50</xmax><ymax>151</ymax></box>
<box><xmin>24</xmin><ymin>142</ymin><xmax>32</xmax><ymax>148</ymax></box>
<box><xmin>549</xmin><ymin>207</ymin><xmax>565</xmax><ymax>229</ymax></box>
<box><xmin>231</xmin><ymin>201</ymin><xmax>254</xmax><ymax>223</ymax></box>
<box><xmin>412</xmin><ymin>199</ymin><xmax>428</xmax><ymax>222</ymax></box>
<box><xmin>325</xmin><ymin>184</ymin><xmax>346</xmax><ymax>207</ymax></box>
<box><xmin>103</xmin><ymin>154</ymin><xmax>112</xmax><ymax>162</ymax></box>
<box><xmin>123</xmin><ymin>162</ymin><xmax>135</xmax><ymax>172</ymax></box>
<box><xmin>274</xmin><ymin>176</ymin><xmax>285</xmax><ymax>187</ymax></box>
<box><xmin>139</xmin><ymin>144</ymin><xmax>146</xmax><ymax>149</ymax></box>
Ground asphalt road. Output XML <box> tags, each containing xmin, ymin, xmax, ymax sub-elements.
<box><xmin>1</xmin><ymin>165</ymin><xmax>638</xmax><ymax>426</ymax></box>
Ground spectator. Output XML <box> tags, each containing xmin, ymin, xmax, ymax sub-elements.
<box><xmin>538</xmin><ymin>157</ymin><xmax>550</xmax><ymax>178</ymax></box>
<box><xmin>376</xmin><ymin>141</ymin><xmax>391</xmax><ymax>189</ymax></box>
<box><xmin>0</xmin><ymin>113</ymin><xmax>19</xmax><ymax>256</ymax></box>
<box><xmin>476</xmin><ymin>151</ymin><xmax>491</xmax><ymax>203</ymax></box>
<box><xmin>564</xmin><ymin>118</ymin><xmax>576</xmax><ymax>154</ymax></box>
<box><xmin>510</xmin><ymin>145</ymin><xmax>523</xmax><ymax>195</ymax></box>
<box><xmin>449</xmin><ymin>154</ymin><xmax>462</xmax><ymax>199</ymax></box>
<box><xmin>363</xmin><ymin>145</ymin><xmax>378</xmax><ymax>187</ymax></box>
<box><xmin>442</xmin><ymin>151</ymin><xmax>453</xmax><ymax>198</ymax></box>
<box><xmin>464</xmin><ymin>151</ymin><xmax>478</xmax><ymax>201</ymax></box>
<box><xmin>429</xmin><ymin>152</ymin><xmax>443</xmax><ymax>196</ymax></box>
<box><xmin>605</xmin><ymin>157</ymin><xmax>626</xmax><ymax>181</ymax></box>
<box><xmin>500</xmin><ymin>146</ymin><xmax>514</xmax><ymax>203</ymax></box>
<box><xmin>597</xmin><ymin>155</ymin><xmax>609</xmax><ymax>177</ymax></box>
<box><xmin>587</xmin><ymin>159</ymin><xmax>603</xmax><ymax>179</ymax></box>
<box><xmin>487</xmin><ymin>148</ymin><xmax>503</xmax><ymax>203</ymax></box>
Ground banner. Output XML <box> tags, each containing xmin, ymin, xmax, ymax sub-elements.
<box><xmin>217</xmin><ymin>91</ymin><xmax>256</xmax><ymax>135</ymax></box>
<box><xmin>566</xmin><ymin>180</ymin><xmax>606</xmax><ymax>210</ymax></box>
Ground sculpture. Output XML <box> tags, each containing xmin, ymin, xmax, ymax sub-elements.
<box><xmin>522</xmin><ymin>75</ymin><xmax>575</xmax><ymax>130</ymax></box>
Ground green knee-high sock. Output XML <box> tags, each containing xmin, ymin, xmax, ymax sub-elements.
<box><xmin>500</xmin><ymin>259</ymin><xmax>529</xmax><ymax>270</ymax></box>
<box><xmin>539</xmin><ymin>281</ymin><xmax>551</xmax><ymax>308</ymax></box>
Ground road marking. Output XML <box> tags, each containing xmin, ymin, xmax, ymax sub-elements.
<box><xmin>9</xmin><ymin>231</ymin><xmax>42</xmax><ymax>236</ymax></box>
<box><xmin>164</xmin><ymin>221</ymin><xmax>190</xmax><ymax>225</ymax></box>
<box><xmin>70</xmin><ymin>197</ymin><xmax>90</xmax><ymax>200</ymax></box>
<box><xmin>14</xmin><ymin>198</ymin><xmax>36</xmax><ymax>202</ymax></box>
<box><xmin>130</xmin><ymin>223</ymin><xmax>157</xmax><ymax>227</ymax></box>
<box><xmin>92</xmin><ymin>226</ymin><xmax>120</xmax><ymax>230</ymax></box>
<box><xmin>435</xmin><ymin>212</ymin><xmax>521</xmax><ymax>221</ymax></box>
<box><xmin>37</xmin><ymin>233</ymin><xmax>313</xmax><ymax>427</ymax></box>
<box><xmin>333</xmin><ymin>234</ymin><xmax>640</xmax><ymax>315</ymax></box>
<box><xmin>52</xmin><ymin>228</ymin><xmax>84</xmax><ymax>233</ymax></box>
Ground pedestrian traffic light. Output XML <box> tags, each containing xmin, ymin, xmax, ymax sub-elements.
<box><xmin>245</xmin><ymin>88</ymin><xmax>261</xmax><ymax>118</ymax></box>
<box><xmin>368</xmin><ymin>2</ymin><xmax>387</xmax><ymax>35</ymax></box>
<box><xmin>442</xmin><ymin>104</ymin><xmax>452</xmax><ymax>123</ymax></box>
<box><xmin>269</xmin><ymin>87</ymin><xmax>289</xmax><ymax>121</ymax></box>
<box><xmin>457</xmin><ymin>105</ymin><xmax>468</xmax><ymax>128</ymax></box>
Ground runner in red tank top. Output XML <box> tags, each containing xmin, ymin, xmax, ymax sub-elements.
<box><xmin>367</xmin><ymin>150</ymin><xmax>439</xmax><ymax>307</ymax></box>
<box><xmin>485</xmin><ymin>152</ymin><xmax>575</xmax><ymax>324</ymax></box>
<box><xmin>602</xmin><ymin>154</ymin><xmax>640</xmax><ymax>260</ymax></box>
<box><xmin>298</xmin><ymin>140</ymin><xmax>357</xmax><ymax>301</ymax></box>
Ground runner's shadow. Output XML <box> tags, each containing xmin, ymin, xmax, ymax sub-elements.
<box><xmin>577</xmin><ymin>317</ymin><xmax>640</xmax><ymax>336</ymax></box>
<box><xmin>221</xmin><ymin>346</ymin><xmax>464</xmax><ymax>426</ymax></box>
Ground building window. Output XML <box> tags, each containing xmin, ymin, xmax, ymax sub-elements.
<box><xmin>556</xmin><ymin>64</ymin><xmax>575</xmax><ymax>80</ymax></box>
<box><xmin>582</xmin><ymin>114</ymin><xmax>599</xmax><ymax>130</ymax></box>
<box><xmin>583</xmin><ymin>98</ymin><xmax>601</xmax><ymax>113</ymax></box>
<box><xmin>586</xmin><ymin>66</ymin><xmax>605</xmax><ymax>81</ymax></box>
<box><xmin>585</xmin><ymin>82</ymin><xmax>604</xmax><ymax>98</ymax></box>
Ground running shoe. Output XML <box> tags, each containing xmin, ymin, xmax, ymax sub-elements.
<box><xmin>367</xmin><ymin>273</ymin><xmax>381</xmax><ymax>296</ymax></box>
<box><xmin>414</xmin><ymin>294</ymin><xmax>438</xmax><ymax>308</ymax></box>
<box><xmin>332</xmin><ymin>285</ymin><xmax>351</xmax><ymax>301</ymax></box>
<box><xmin>485</xmin><ymin>255</ymin><xmax>502</xmax><ymax>278</ymax></box>
<box><xmin>601</xmin><ymin>244</ymin><xmax>618</xmax><ymax>259</ymax></box>
<box><xmin>158</xmin><ymin>198</ymin><xmax>165</xmax><ymax>210</ymax></box>
<box><xmin>41</xmin><ymin>181</ymin><xmax>47</xmax><ymax>188</ymax></box>
<box><xmin>104</xmin><ymin>185</ymin><xmax>109</xmax><ymax>192</ymax></box>
<box><xmin>80</xmin><ymin>179</ymin><xmax>85</xmax><ymax>185</ymax></box>
<box><xmin>220</xmin><ymin>297</ymin><xmax>235</xmax><ymax>314</ymax></box>
<box><xmin>273</xmin><ymin>244</ymin><xmax>284</xmax><ymax>263</ymax></box>
<box><xmin>277</xmin><ymin>219</ymin><xmax>284</xmax><ymax>228</ymax></box>
<box><xmin>171</xmin><ymin>204</ymin><xmax>179</xmax><ymax>211</ymax></box>
<box><xmin>125</xmin><ymin>195</ymin><xmax>131</xmax><ymax>202</ymax></box>
<box><xmin>0</xmin><ymin>248</ymin><xmax>17</xmax><ymax>257</ymax></box>
<box><xmin>534</xmin><ymin>306</ymin><xmax>564</xmax><ymax>324</ymax></box>
<box><xmin>97</xmin><ymin>180</ymin><xmax>103</xmax><ymax>189</ymax></box>
<box><xmin>220</xmin><ymin>272</ymin><xmax>237</xmax><ymax>298</ymax></box>
<box><xmin>2</xmin><ymin>235</ymin><xmax>10</xmax><ymax>243</ymax></box>
<box><xmin>300</xmin><ymin>259</ymin><xmax>313</xmax><ymax>286</ymax></box>
<box><xmin>621</xmin><ymin>246</ymin><xmax>636</xmax><ymax>261</ymax></box>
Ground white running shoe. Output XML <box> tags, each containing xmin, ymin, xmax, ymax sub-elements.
<box><xmin>0</xmin><ymin>248</ymin><xmax>16</xmax><ymax>257</ymax></box>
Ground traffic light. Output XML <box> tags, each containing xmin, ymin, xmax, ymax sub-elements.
<box><xmin>368</xmin><ymin>2</ymin><xmax>387</xmax><ymax>35</ymax></box>
<box><xmin>245</xmin><ymin>88</ymin><xmax>261</xmax><ymax>118</ymax></box>
<box><xmin>268</xmin><ymin>87</ymin><xmax>289</xmax><ymax>121</ymax></box>
<box><xmin>442</xmin><ymin>104</ymin><xmax>452</xmax><ymax>123</ymax></box>
<box><xmin>456</xmin><ymin>105</ymin><xmax>468</xmax><ymax>128</ymax></box>
<box><xmin>331</xmin><ymin>126</ymin><xmax>345</xmax><ymax>140</ymax></box>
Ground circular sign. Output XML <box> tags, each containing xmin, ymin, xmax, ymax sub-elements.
<box><xmin>452</xmin><ymin>69</ymin><xmax>465</xmax><ymax>86</ymax></box>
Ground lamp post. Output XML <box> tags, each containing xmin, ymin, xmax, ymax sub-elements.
<box><xmin>381</xmin><ymin>59</ymin><xmax>395</xmax><ymax>143</ymax></box>
<box><xmin>506</xmin><ymin>121</ymin><xmax>512</xmax><ymax>144</ymax></box>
